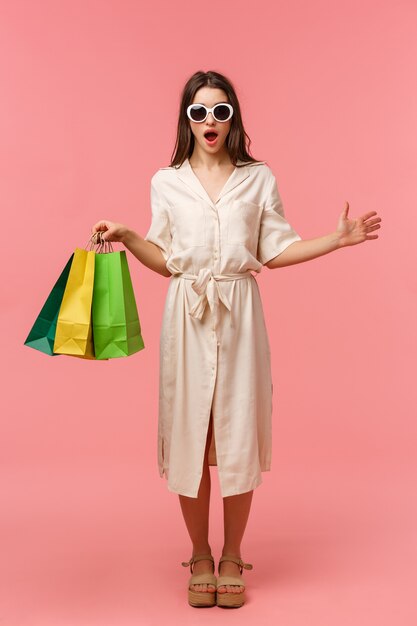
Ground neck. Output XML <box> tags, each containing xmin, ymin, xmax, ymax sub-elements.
<box><xmin>189</xmin><ymin>147</ymin><xmax>232</xmax><ymax>170</ymax></box>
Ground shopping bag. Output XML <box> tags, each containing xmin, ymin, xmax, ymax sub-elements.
<box><xmin>53</xmin><ymin>247</ymin><xmax>95</xmax><ymax>357</ymax></box>
<box><xmin>24</xmin><ymin>253</ymin><xmax>74</xmax><ymax>356</ymax></box>
<box><xmin>92</xmin><ymin>247</ymin><xmax>145</xmax><ymax>359</ymax></box>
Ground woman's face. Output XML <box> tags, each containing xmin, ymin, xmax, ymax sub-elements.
<box><xmin>188</xmin><ymin>87</ymin><xmax>232</xmax><ymax>155</ymax></box>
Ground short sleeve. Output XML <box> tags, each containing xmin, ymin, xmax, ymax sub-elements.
<box><xmin>144</xmin><ymin>174</ymin><xmax>172</xmax><ymax>261</ymax></box>
<box><xmin>257</xmin><ymin>172</ymin><xmax>302</xmax><ymax>265</ymax></box>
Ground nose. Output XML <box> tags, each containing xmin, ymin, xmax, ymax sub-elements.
<box><xmin>206</xmin><ymin>112</ymin><xmax>215</xmax><ymax>124</ymax></box>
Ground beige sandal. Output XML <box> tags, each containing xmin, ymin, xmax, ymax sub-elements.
<box><xmin>181</xmin><ymin>553</ymin><xmax>217</xmax><ymax>607</ymax></box>
<box><xmin>216</xmin><ymin>554</ymin><xmax>253</xmax><ymax>608</ymax></box>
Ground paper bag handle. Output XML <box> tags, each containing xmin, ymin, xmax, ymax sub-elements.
<box><xmin>86</xmin><ymin>232</ymin><xmax>114</xmax><ymax>253</ymax></box>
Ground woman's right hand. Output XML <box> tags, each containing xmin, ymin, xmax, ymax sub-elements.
<box><xmin>91</xmin><ymin>220</ymin><xmax>129</xmax><ymax>243</ymax></box>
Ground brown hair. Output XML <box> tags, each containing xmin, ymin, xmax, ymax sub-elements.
<box><xmin>170</xmin><ymin>70</ymin><xmax>263</xmax><ymax>168</ymax></box>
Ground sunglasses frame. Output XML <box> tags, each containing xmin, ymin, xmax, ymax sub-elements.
<box><xmin>186</xmin><ymin>102</ymin><xmax>234</xmax><ymax>123</ymax></box>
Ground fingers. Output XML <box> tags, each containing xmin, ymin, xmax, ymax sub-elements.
<box><xmin>365</xmin><ymin>217</ymin><xmax>382</xmax><ymax>227</ymax></box>
<box><xmin>340</xmin><ymin>202</ymin><xmax>349</xmax><ymax>219</ymax></box>
<box><xmin>362</xmin><ymin>210</ymin><xmax>379</xmax><ymax>220</ymax></box>
<box><xmin>91</xmin><ymin>220</ymin><xmax>112</xmax><ymax>234</ymax></box>
<box><xmin>343</xmin><ymin>206</ymin><xmax>382</xmax><ymax>224</ymax></box>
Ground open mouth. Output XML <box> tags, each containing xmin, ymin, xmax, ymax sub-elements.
<box><xmin>204</xmin><ymin>131</ymin><xmax>218</xmax><ymax>143</ymax></box>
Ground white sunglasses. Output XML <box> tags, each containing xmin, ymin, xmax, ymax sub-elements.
<box><xmin>187</xmin><ymin>103</ymin><xmax>234</xmax><ymax>123</ymax></box>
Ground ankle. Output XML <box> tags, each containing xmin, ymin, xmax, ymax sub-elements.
<box><xmin>192</xmin><ymin>544</ymin><xmax>212</xmax><ymax>556</ymax></box>
<box><xmin>221</xmin><ymin>547</ymin><xmax>241</xmax><ymax>558</ymax></box>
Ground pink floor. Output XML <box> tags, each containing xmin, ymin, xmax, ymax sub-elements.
<box><xmin>1</xmin><ymin>460</ymin><xmax>415</xmax><ymax>626</ymax></box>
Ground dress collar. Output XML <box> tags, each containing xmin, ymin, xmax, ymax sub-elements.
<box><xmin>175</xmin><ymin>158</ymin><xmax>254</xmax><ymax>208</ymax></box>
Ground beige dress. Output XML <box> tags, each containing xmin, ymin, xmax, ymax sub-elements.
<box><xmin>144</xmin><ymin>158</ymin><xmax>302</xmax><ymax>498</ymax></box>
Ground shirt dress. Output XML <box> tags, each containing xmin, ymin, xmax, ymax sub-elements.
<box><xmin>144</xmin><ymin>157</ymin><xmax>302</xmax><ymax>498</ymax></box>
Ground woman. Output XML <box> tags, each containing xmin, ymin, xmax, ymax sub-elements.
<box><xmin>91</xmin><ymin>70</ymin><xmax>382</xmax><ymax>609</ymax></box>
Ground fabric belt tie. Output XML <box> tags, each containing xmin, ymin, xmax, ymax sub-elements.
<box><xmin>174</xmin><ymin>268</ymin><xmax>253</xmax><ymax>339</ymax></box>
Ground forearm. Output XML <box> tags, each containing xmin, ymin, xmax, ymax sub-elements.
<box><xmin>266</xmin><ymin>232</ymin><xmax>343</xmax><ymax>269</ymax></box>
<box><xmin>122</xmin><ymin>229</ymin><xmax>171</xmax><ymax>277</ymax></box>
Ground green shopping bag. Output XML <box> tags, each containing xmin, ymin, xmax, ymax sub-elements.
<box><xmin>24</xmin><ymin>253</ymin><xmax>75</xmax><ymax>355</ymax></box>
<box><xmin>92</xmin><ymin>245</ymin><xmax>145</xmax><ymax>359</ymax></box>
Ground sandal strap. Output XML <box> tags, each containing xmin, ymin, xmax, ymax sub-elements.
<box><xmin>181</xmin><ymin>553</ymin><xmax>214</xmax><ymax>574</ymax></box>
<box><xmin>188</xmin><ymin>572</ymin><xmax>217</xmax><ymax>586</ymax></box>
<box><xmin>218</xmin><ymin>554</ymin><xmax>253</xmax><ymax>574</ymax></box>
<box><xmin>217</xmin><ymin>574</ymin><xmax>245</xmax><ymax>587</ymax></box>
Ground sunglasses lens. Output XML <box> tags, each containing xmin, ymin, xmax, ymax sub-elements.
<box><xmin>189</xmin><ymin>105</ymin><xmax>207</xmax><ymax>122</ymax></box>
<box><xmin>214</xmin><ymin>104</ymin><xmax>232</xmax><ymax>121</ymax></box>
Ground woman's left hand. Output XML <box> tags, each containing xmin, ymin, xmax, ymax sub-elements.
<box><xmin>336</xmin><ymin>202</ymin><xmax>382</xmax><ymax>247</ymax></box>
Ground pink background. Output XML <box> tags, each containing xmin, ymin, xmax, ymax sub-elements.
<box><xmin>1</xmin><ymin>0</ymin><xmax>416</xmax><ymax>623</ymax></box>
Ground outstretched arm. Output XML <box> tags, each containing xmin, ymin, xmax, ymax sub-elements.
<box><xmin>91</xmin><ymin>220</ymin><xmax>171</xmax><ymax>278</ymax></box>
<box><xmin>123</xmin><ymin>229</ymin><xmax>171</xmax><ymax>277</ymax></box>
<box><xmin>266</xmin><ymin>202</ymin><xmax>382</xmax><ymax>269</ymax></box>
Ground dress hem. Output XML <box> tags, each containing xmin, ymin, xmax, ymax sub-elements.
<box><xmin>160</xmin><ymin>468</ymin><xmax>268</xmax><ymax>498</ymax></box>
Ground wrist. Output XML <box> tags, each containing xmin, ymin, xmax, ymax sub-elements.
<box><xmin>333</xmin><ymin>231</ymin><xmax>344</xmax><ymax>249</ymax></box>
<box><xmin>121</xmin><ymin>227</ymin><xmax>134</xmax><ymax>246</ymax></box>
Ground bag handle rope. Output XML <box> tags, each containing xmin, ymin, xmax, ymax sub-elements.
<box><xmin>85</xmin><ymin>231</ymin><xmax>114</xmax><ymax>254</ymax></box>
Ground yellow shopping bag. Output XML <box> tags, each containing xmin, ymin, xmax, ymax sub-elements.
<box><xmin>53</xmin><ymin>248</ymin><xmax>95</xmax><ymax>357</ymax></box>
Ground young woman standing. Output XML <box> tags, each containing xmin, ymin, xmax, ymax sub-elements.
<box><xmin>92</xmin><ymin>70</ymin><xmax>382</xmax><ymax>609</ymax></box>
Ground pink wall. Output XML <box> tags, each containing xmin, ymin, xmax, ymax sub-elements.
<box><xmin>1</xmin><ymin>0</ymin><xmax>416</xmax><ymax>624</ymax></box>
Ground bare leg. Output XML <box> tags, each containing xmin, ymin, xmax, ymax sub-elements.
<box><xmin>217</xmin><ymin>489</ymin><xmax>254</xmax><ymax>594</ymax></box>
<box><xmin>178</xmin><ymin>412</ymin><xmax>215</xmax><ymax>594</ymax></box>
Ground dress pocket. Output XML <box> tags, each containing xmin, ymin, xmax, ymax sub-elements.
<box><xmin>226</xmin><ymin>200</ymin><xmax>263</xmax><ymax>246</ymax></box>
<box><xmin>172</xmin><ymin>201</ymin><xmax>206</xmax><ymax>248</ymax></box>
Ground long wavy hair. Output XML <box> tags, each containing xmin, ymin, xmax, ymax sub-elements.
<box><xmin>170</xmin><ymin>70</ymin><xmax>263</xmax><ymax>169</ymax></box>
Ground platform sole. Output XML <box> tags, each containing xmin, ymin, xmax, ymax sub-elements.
<box><xmin>188</xmin><ymin>589</ymin><xmax>217</xmax><ymax>607</ymax></box>
<box><xmin>216</xmin><ymin>590</ymin><xmax>246</xmax><ymax>608</ymax></box>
